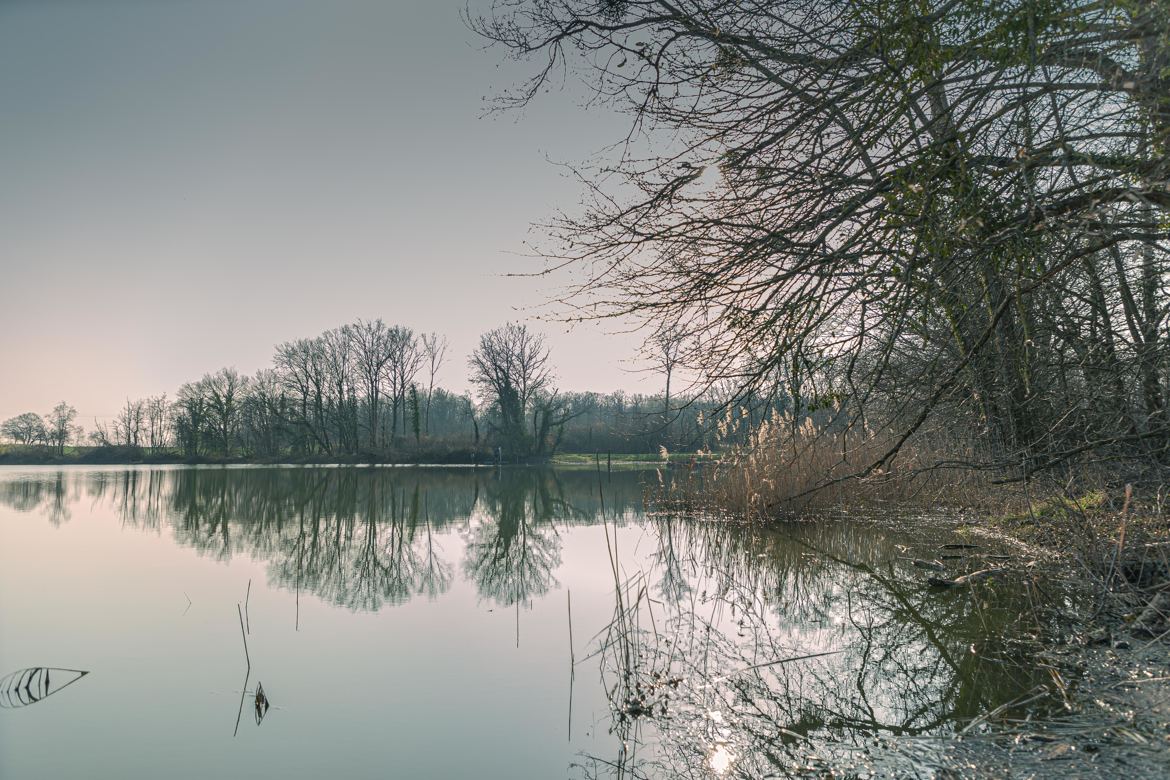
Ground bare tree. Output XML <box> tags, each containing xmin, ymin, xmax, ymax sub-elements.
<box><xmin>43</xmin><ymin>401</ymin><xmax>78</xmax><ymax>455</ymax></box>
<box><xmin>421</xmin><ymin>332</ymin><xmax>449</xmax><ymax>436</ymax></box>
<box><xmin>469</xmin><ymin>323</ymin><xmax>553</xmax><ymax>456</ymax></box>
<box><xmin>1</xmin><ymin>412</ymin><xmax>47</xmax><ymax>445</ymax></box>
<box><xmin>204</xmin><ymin>368</ymin><xmax>248</xmax><ymax>455</ymax></box>
<box><xmin>474</xmin><ymin>0</ymin><xmax>1170</xmax><ymax>475</ymax></box>
<box><xmin>243</xmin><ymin>368</ymin><xmax>289</xmax><ymax>456</ymax></box>
<box><xmin>89</xmin><ymin>420</ymin><xmax>113</xmax><ymax>447</ymax></box>
<box><xmin>464</xmin><ymin>392</ymin><xmax>481</xmax><ymax>449</ymax></box>
<box><xmin>114</xmin><ymin>398</ymin><xmax>146</xmax><ymax>447</ymax></box>
<box><xmin>384</xmin><ymin>327</ymin><xmax>422</xmax><ymax>444</ymax></box>
<box><xmin>173</xmin><ymin>380</ymin><xmax>210</xmax><ymax>457</ymax></box>
<box><xmin>352</xmin><ymin>319</ymin><xmax>396</xmax><ymax>450</ymax></box>
<box><xmin>321</xmin><ymin>326</ymin><xmax>359</xmax><ymax>453</ymax></box>
<box><xmin>275</xmin><ymin>338</ymin><xmax>333</xmax><ymax>453</ymax></box>
<box><xmin>650</xmin><ymin>325</ymin><xmax>686</xmax><ymax>443</ymax></box>
<box><xmin>145</xmin><ymin>395</ymin><xmax>170</xmax><ymax>451</ymax></box>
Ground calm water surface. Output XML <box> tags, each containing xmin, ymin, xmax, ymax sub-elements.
<box><xmin>0</xmin><ymin>466</ymin><xmax>1050</xmax><ymax>778</ymax></box>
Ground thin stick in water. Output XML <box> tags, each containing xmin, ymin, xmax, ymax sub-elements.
<box><xmin>233</xmin><ymin>669</ymin><xmax>250</xmax><ymax>738</ymax></box>
<box><xmin>567</xmin><ymin>590</ymin><xmax>575</xmax><ymax>665</ymax></box>
<box><xmin>237</xmin><ymin>603</ymin><xmax>251</xmax><ymax>671</ymax></box>
<box><xmin>296</xmin><ymin>517</ymin><xmax>305</xmax><ymax>632</ymax></box>
<box><xmin>567</xmin><ymin>589</ymin><xmax>575</xmax><ymax>742</ymax></box>
<box><xmin>245</xmin><ymin>579</ymin><xmax>252</xmax><ymax>634</ymax></box>
<box><xmin>710</xmin><ymin>649</ymin><xmax>844</xmax><ymax>683</ymax></box>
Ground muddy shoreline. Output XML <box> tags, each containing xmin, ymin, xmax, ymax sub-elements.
<box><xmin>864</xmin><ymin>513</ymin><xmax>1169</xmax><ymax>778</ymax></box>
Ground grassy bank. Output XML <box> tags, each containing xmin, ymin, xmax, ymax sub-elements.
<box><xmin>550</xmin><ymin>451</ymin><xmax>717</xmax><ymax>468</ymax></box>
<box><xmin>644</xmin><ymin>419</ymin><xmax>1170</xmax><ymax>769</ymax></box>
<box><xmin>655</xmin><ymin>418</ymin><xmax>1170</xmax><ymax>639</ymax></box>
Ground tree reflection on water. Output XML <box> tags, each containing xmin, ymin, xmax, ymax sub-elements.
<box><xmin>585</xmin><ymin>516</ymin><xmax>1059</xmax><ymax>778</ymax></box>
<box><xmin>2</xmin><ymin>467</ymin><xmax>638</xmax><ymax>610</ymax></box>
<box><xmin>2</xmin><ymin>466</ymin><xmax>1060</xmax><ymax>777</ymax></box>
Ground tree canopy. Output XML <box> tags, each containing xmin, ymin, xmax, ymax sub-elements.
<box><xmin>474</xmin><ymin>0</ymin><xmax>1170</xmax><ymax>474</ymax></box>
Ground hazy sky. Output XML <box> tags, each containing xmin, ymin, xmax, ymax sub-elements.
<box><xmin>0</xmin><ymin>0</ymin><xmax>656</xmax><ymax>425</ymax></box>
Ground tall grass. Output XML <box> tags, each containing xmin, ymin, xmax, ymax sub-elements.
<box><xmin>655</xmin><ymin>407</ymin><xmax>1170</xmax><ymax>613</ymax></box>
<box><xmin>658</xmin><ymin>408</ymin><xmax>995</xmax><ymax>516</ymax></box>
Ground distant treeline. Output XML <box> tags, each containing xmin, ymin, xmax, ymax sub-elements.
<box><xmin>1</xmin><ymin>320</ymin><xmax>794</xmax><ymax>463</ymax></box>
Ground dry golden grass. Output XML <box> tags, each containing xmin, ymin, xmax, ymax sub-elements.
<box><xmin>658</xmin><ymin>408</ymin><xmax>1007</xmax><ymax>517</ymax></box>
<box><xmin>657</xmin><ymin>408</ymin><xmax>1170</xmax><ymax>595</ymax></box>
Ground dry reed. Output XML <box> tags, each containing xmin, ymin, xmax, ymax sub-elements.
<box><xmin>658</xmin><ymin>407</ymin><xmax>999</xmax><ymax>517</ymax></box>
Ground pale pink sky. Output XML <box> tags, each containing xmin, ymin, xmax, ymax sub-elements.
<box><xmin>0</xmin><ymin>0</ymin><xmax>659</xmax><ymax>425</ymax></box>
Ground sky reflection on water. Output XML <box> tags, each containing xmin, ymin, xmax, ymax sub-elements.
<box><xmin>0</xmin><ymin>466</ymin><xmax>1052</xmax><ymax>778</ymax></box>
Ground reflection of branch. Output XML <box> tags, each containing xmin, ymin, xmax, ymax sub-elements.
<box><xmin>580</xmin><ymin>514</ymin><xmax>1057</xmax><ymax>777</ymax></box>
<box><xmin>789</xmin><ymin>534</ymin><xmax>964</xmax><ymax>676</ymax></box>
<box><xmin>465</xmin><ymin>473</ymin><xmax>564</xmax><ymax>606</ymax></box>
<box><xmin>237</xmin><ymin>604</ymin><xmax>250</xmax><ymax>670</ymax></box>
<box><xmin>232</xmin><ymin>599</ymin><xmax>253</xmax><ymax>733</ymax></box>
<box><xmin>0</xmin><ymin>667</ymin><xmax>89</xmax><ymax>709</ymax></box>
<box><xmin>709</xmin><ymin>649</ymin><xmax>843</xmax><ymax>684</ymax></box>
<box><xmin>232</xmin><ymin>668</ymin><xmax>250</xmax><ymax>738</ymax></box>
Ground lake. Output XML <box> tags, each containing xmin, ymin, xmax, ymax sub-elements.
<box><xmin>0</xmin><ymin>466</ymin><xmax>1054</xmax><ymax>778</ymax></box>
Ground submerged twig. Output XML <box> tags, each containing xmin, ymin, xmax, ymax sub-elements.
<box><xmin>928</xmin><ymin>568</ymin><xmax>1007</xmax><ymax>588</ymax></box>
<box><xmin>709</xmin><ymin>650</ymin><xmax>844</xmax><ymax>684</ymax></box>
<box><xmin>959</xmin><ymin>685</ymin><xmax>1050</xmax><ymax>735</ymax></box>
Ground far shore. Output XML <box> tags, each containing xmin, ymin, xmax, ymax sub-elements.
<box><xmin>0</xmin><ymin>445</ymin><xmax>707</xmax><ymax>469</ymax></box>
